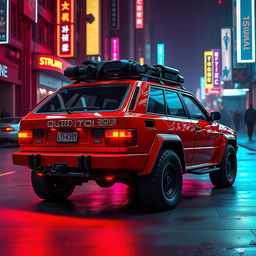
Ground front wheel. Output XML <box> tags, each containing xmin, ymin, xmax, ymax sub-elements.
<box><xmin>137</xmin><ymin>150</ymin><xmax>183</xmax><ymax>211</ymax></box>
<box><xmin>209</xmin><ymin>144</ymin><xmax>237</xmax><ymax>187</ymax></box>
<box><xmin>31</xmin><ymin>171</ymin><xmax>75</xmax><ymax>201</ymax></box>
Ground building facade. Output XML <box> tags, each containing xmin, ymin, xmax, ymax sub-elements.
<box><xmin>0</xmin><ymin>0</ymin><xmax>150</xmax><ymax>117</ymax></box>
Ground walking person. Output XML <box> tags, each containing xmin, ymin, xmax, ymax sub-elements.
<box><xmin>244</xmin><ymin>104</ymin><xmax>256</xmax><ymax>141</ymax></box>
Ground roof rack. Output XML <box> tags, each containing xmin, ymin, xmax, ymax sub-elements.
<box><xmin>64</xmin><ymin>59</ymin><xmax>185</xmax><ymax>89</ymax></box>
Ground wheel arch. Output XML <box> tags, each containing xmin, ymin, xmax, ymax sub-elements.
<box><xmin>139</xmin><ymin>134</ymin><xmax>186</xmax><ymax>175</ymax></box>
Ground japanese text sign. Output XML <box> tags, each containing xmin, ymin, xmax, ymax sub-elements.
<box><xmin>57</xmin><ymin>0</ymin><xmax>74</xmax><ymax>58</ymax></box>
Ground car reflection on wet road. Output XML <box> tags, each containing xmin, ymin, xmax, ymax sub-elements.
<box><xmin>1</xmin><ymin>146</ymin><xmax>256</xmax><ymax>256</ymax></box>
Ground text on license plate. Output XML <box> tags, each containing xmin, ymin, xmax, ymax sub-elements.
<box><xmin>56</xmin><ymin>132</ymin><xmax>78</xmax><ymax>143</ymax></box>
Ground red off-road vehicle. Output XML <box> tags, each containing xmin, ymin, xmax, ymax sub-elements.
<box><xmin>13</xmin><ymin>60</ymin><xmax>237</xmax><ymax>211</ymax></box>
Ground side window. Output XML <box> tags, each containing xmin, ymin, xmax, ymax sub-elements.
<box><xmin>147</xmin><ymin>87</ymin><xmax>165</xmax><ymax>114</ymax></box>
<box><xmin>165</xmin><ymin>90</ymin><xmax>186</xmax><ymax>117</ymax></box>
<box><xmin>182</xmin><ymin>95</ymin><xmax>208</xmax><ymax>121</ymax></box>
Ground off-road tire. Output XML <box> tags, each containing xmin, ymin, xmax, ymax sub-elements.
<box><xmin>209</xmin><ymin>144</ymin><xmax>237</xmax><ymax>187</ymax></box>
<box><xmin>31</xmin><ymin>171</ymin><xmax>75</xmax><ymax>201</ymax></box>
<box><xmin>137</xmin><ymin>150</ymin><xmax>183</xmax><ymax>211</ymax></box>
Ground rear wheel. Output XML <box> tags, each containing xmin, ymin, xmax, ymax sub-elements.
<box><xmin>31</xmin><ymin>171</ymin><xmax>75</xmax><ymax>201</ymax></box>
<box><xmin>209</xmin><ymin>144</ymin><xmax>237</xmax><ymax>187</ymax></box>
<box><xmin>137</xmin><ymin>150</ymin><xmax>183</xmax><ymax>211</ymax></box>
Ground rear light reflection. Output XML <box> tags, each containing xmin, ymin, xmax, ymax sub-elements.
<box><xmin>18</xmin><ymin>130</ymin><xmax>33</xmax><ymax>144</ymax></box>
<box><xmin>1</xmin><ymin>127</ymin><xmax>14</xmax><ymax>132</ymax></box>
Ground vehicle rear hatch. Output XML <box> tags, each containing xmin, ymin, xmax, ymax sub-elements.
<box><xmin>19</xmin><ymin>82</ymin><xmax>134</xmax><ymax>152</ymax></box>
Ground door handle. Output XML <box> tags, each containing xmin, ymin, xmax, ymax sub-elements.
<box><xmin>195</xmin><ymin>126</ymin><xmax>201</xmax><ymax>130</ymax></box>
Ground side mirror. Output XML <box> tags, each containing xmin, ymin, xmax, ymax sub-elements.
<box><xmin>210</xmin><ymin>112</ymin><xmax>221</xmax><ymax>121</ymax></box>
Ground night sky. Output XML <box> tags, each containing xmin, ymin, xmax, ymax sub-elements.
<box><xmin>150</xmin><ymin>0</ymin><xmax>230</xmax><ymax>93</ymax></box>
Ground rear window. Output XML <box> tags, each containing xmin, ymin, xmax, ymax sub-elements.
<box><xmin>36</xmin><ymin>84</ymin><xmax>129</xmax><ymax>113</ymax></box>
<box><xmin>0</xmin><ymin>118</ymin><xmax>21</xmax><ymax>124</ymax></box>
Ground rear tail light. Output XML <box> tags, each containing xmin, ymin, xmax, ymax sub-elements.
<box><xmin>105</xmin><ymin>129</ymin><xmax>136</xmax><ymax>146</ymax></box>
<box><xmin>18</xmin><ymin>130</ymin><xmax>33</xmax><ymax>144</ymax></box>
<box><xmin>0</xmin><ymin>127</ymin><xmax>14</xmax><ymax>132</ymax></box>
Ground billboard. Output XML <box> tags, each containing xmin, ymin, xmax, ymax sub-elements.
<box><xmin>157</xmin><ymin>44</ymin><xmax>165</xmax><ymax>65</ymax></box>
<box><xmin>204</xmin><ymin>51</ymin><xmax>213</xmax><ymax>88</ymax></box>
<box><xmin>236</xmin><ymin>0</ymin><xmax>255</xmax><ymax>63</ymax></box>
<box><xmin>0</xmin><ymin>0</ymin><xmax>9</xmax><ymax>44</ymax></box>
<box><xmin>232</xmin><ymin>0</ymin><xmax>246</xmax><ymax>68</ymax></box>
<box><xmin>111</xmin><ymin>37</ymin><xmax>119</xmax><ymax>60</ymax></box>
<box><xmin>221</xmin><ymin>28</ymin><xmax>232</xmax><ymax>81</ymax></box>
<box><xmin>57</xmin><ymin>0</ymin><xmax>75</xmax><ymax>58</ymax></box>
<box><xmin>86</xmin><ymin>0</ymin><xmax>100</xmax><ymax>55</ymax></box>
<box><xmin>136</xmin><ymin>0</ymin><xmax>144</xmax><ymax>29</ymax></box>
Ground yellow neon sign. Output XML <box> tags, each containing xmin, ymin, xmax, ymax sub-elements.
<box><xmin>86</xmin><ymin>0</ymin><xmax>100</xmax><ymax>55</ymax></box>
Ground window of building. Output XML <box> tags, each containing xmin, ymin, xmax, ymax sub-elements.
<box><xmin>32</xmin><ymin>16</ymin><xmax>54</xmax><ymax>49</ymax></box>
<box><xmin>182</xmin><ymin>95</ymin><xmax>208</xmax><ymax>121</ymax></box>
<box><xmin>165</xmin><ymin>90</ymin><xmax>186</xmax><ymax>117</ymax></box>
<box><xmin>147</xmin><ymin>87</ymin><xmax>165</xmax><ymax>114</ymax></box>
<box><xmin>11</xmin><ymin>3</ymin><xmax>21</xmax><ymax>39</ymax></box>
<box><xmin>38</xmin><ymin>0</ymin><xmax>54</xmax><ymax>10</ymax></box>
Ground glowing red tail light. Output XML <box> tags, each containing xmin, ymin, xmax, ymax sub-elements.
<box><xmin>105</xmin><ymin>129</ymin><xmax>136</xmax><ymax>146</ymax></box>
<box><xmin>0</xmin><ymin>127</ymin><xmax>14</xmax><ymax>132</ymax></box>
<box><xmin>18</xmin><ymin>130</ymin><xmax>33</xmax><ymax>144</ymax></box>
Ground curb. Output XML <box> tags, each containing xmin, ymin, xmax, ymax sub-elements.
<box><xmin>238</xmin><ymin>143</ymin><xmax>256</xmax><ymax>151</ymax></box>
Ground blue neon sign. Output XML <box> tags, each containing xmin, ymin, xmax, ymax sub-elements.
<box><xmin>237</xmin><ymin>0</ymin><xmax>255</xmax><ymax>63</ymax></box>
<box><xmin>157</xmin><ymin>44</ymin><xmax>165</xmax><ymax>65</ymax></box>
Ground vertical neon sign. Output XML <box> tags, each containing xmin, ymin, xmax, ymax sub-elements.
<box><xmin>157</xmin><ymin>44</ymin><xmax>165</xmax><ymax>65</ymax></box>
<box><xmin>111</xmin><ymin>37</ymin><xmax>120</xmax><ymax>60</ymax></box>
<box><xmin>212</xmin><ymin>49</ymin><xmax>221</xmax><ymax>88</ymax></box>
<box><xmin>204</xmin><ymin>51</ymin><xmax>213</xmax><ymax>88</ymax></box>
<box><xmin>136</xmin><ymin>0</ymin><xmax>144</xmax><ymax>29</ymax></box>
<box><xmin>236</xmin><ymin>0</ymin><xmax>255</xmax><ymax>63</ymax></box>
<box><xmin>57</xmin><ymin>0</ymin><xmax>75</xmax><ymax>58</ymax></box>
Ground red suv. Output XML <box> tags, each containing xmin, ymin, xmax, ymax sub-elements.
<box><xmin>13</xmin><ymin>60</ymin><xmax>237</xmax><ymax>211</ymax></box>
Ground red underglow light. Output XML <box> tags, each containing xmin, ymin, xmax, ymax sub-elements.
<box><xmin>37</xmin><ymin>172</ymin><xmax>44</xmax><ymax>177</ymax></box>
<box><xmin>105</xmin><ymin>176</ymin><xmax>114</xmax><ymax>181</ymax></box>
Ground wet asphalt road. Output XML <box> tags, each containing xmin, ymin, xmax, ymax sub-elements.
<box><xmin>0</xmin><ymin>145</ymin><xmax>256</xmax><ymax>256</ymax></box>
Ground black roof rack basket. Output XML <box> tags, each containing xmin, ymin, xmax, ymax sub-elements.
<box><xmin>64</xmin><ymin>59</ymin><xmax>185</xmax><ymax>89</ymax></box>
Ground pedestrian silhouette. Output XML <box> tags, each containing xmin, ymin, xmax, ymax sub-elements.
<box><xmin>244</xmin><ymin>104</ymin><xmax>256</xmax><ymax>141</ymax></box>
<box><xmin>223</xmin><ymin>32</ymin><xmax>230</xmax><ymax>51</ymax></box>
<box><xmin>222</xmin><ymin>66</ymin><xmax>230</xmax><ymax>79</ymax></box>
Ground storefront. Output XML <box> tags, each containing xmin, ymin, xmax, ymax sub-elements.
<box><xmin>33</xmin><ymin>54</ymin><xmax>72</xmax><ymax>102</ymax></box>
<box><xmin>0</xmin><ymin>46</ymin><xmax>22</xmax><ymax>117</ymax></box>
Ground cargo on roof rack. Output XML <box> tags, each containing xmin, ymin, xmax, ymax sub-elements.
<box><xmin>64</xmin><ymin>59</ymin><xmax>185</xmax><ymax>89</ymax></box>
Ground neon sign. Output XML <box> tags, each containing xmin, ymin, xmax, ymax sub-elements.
<box><xmin>57</xmin><ymin>0</ymin><xmax>75</xmax><ymax>58</ymax></box>
<box><xmin>157</xmin><ymin>44</ymin><xmax>165</xmax><ymax>65</ymax></box>
<box><xmin>204</xmin><ymin>51</ymin><xmax>213</xmax><ymax>88</ymax></box>
<box><xmin>136</xmin><ymin>0</ymin><xmax>144</xmax><ymax>29</ymax></box>
<box><xmin>39</xmin><ymin>57</ymin><xmax>63</xmax><ymax>70</ymax></box>
<box><xmin>236</xmin><ymin>0</ymin><xmax>255</xmax><ymax>63</ymax></box>
<box><xmin>111</xmin><ymin>37</ymin><xmax>120</xmax><ymax>60</ymax></box>
<box><xmin>34</xmin><ymin>55</ymin><xmax>72</xmax><ymax>74</ymax></box>
<box><xmin>86</xmin><ymin>0</ymin><xmax>100</xmax><ymax>55</ymax></box>
<box><xmin>212</xmin><ymin>49</ymin><xmax>221</xmax><ymax>88</ymax></box>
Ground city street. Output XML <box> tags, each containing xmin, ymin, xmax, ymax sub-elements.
<box><xmin>0</xmin><ymin>135</ymin><xmax>256</xmax><ymax>256</ymax></box>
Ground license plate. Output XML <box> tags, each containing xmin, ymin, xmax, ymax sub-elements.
<box><xmin>56</xmin><ymin>132</ymin><xmax>78</xmax><ymax>143</ymax></box>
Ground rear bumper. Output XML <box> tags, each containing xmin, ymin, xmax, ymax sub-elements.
<box><xmin>12</xmin><ymin>152</ymin><xmax>148</xmax><ymax>172</ymax></box>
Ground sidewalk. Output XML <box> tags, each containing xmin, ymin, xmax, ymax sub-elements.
<box><xmin>237</xmin><ymin>131</ymin><xmax>256</xmax><ymax>151</ymax></box>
